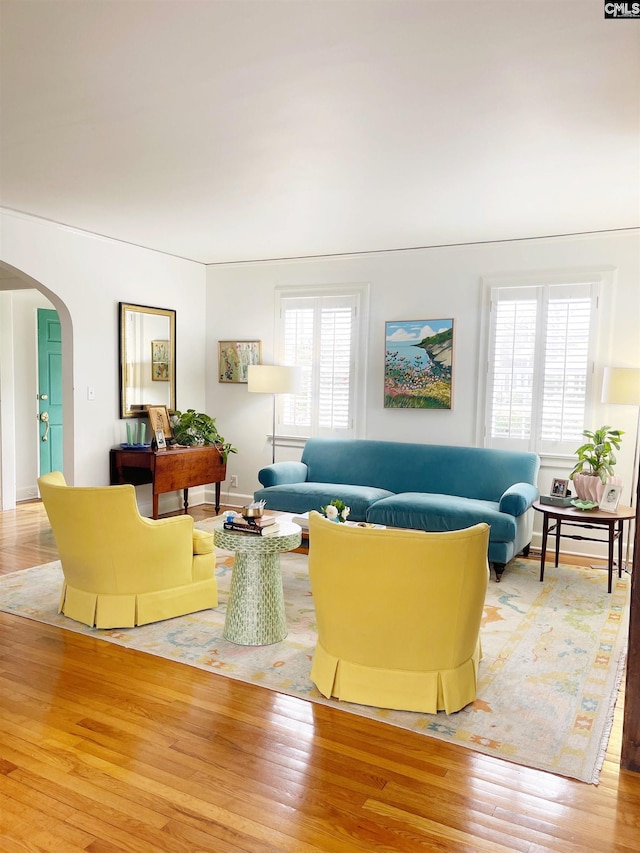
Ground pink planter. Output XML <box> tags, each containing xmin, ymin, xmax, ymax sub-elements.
<box><xmin>572</xmin><ymin>473</ymin><xmax>622</xmax><ymax>503</ymax></box>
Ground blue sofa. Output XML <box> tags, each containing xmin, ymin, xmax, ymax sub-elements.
<box><xmin>253</xmin><ymin>437</ymin><xmax>540</xmax><ymax>578</ymax></box>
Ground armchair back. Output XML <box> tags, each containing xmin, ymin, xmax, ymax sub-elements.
<box><xmin>38</xmin><ymin>471</ymin><xmax>217</xmax><ymax>627</ymax></box>
<box><xmin>308</xmin><ymin>511</ymin><xmax>490</xmax><ymax>713</ymax></box>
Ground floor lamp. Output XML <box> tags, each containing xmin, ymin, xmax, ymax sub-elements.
<box><xmin>601</xmin><ymin>366</ymin><xmax>640</xmax><ymax>571</ymax></box>
<box><xmin>248</xmin><ymin>365</ymin><xmax>302</xmax><ymax>464</ymax></box>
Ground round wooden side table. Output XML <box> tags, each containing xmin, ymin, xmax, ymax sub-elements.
<box><xmin>533</xmin><ymin>500</ymin><xmax>634</xmax><ymax>593</ymax></box>
<box><xmin>213</xmin><ymin>521</ymin><xmax>302</xmax><ymax>645</ymax></box>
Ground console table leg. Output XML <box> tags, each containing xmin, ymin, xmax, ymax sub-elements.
<box><xmin>183</xmin><ymin>488</ymin><xmax>189</xmax><ymax>513</ymax></box>
<box><xmin>215</xmin><ymin>482</ymin><xmax>221</xmax><ymax>515</ymax></box>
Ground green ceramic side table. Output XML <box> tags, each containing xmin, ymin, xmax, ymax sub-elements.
<box><xmin>213</xmin><ymin>521</ymin><xmax>302</xmax><ymax>645</ymax></box>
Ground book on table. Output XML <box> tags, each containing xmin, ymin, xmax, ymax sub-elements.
<box><xmin>291</xmin><ymin>513</ymin><xmax>310</xmax><ymax>531</ymax></box>
<box><xmin>231</xmin><ymin>514</ymin><xmax>276</xmax><ymax>528</ymax></box>
<box><xmin>223</xmin><ymin>520</ymin><xmax>281</xmax><ymax>536</ymax></box>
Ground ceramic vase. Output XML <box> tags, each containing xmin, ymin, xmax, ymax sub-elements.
<box><xmin>572</xmin><ymin>473</ymin><xmax>622</xmax><ymax>504</ymax></box>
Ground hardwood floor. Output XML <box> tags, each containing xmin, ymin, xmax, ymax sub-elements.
<box><xmin>1</xmin><ymin>502</ymin><xmax>639</xmax><ymax>852</ymax></box>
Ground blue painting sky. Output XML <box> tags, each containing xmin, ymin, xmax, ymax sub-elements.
<box><xmin>385</xmin><ymin>319</ymin><xmax>453</xmax><ymax>367</ymax></box>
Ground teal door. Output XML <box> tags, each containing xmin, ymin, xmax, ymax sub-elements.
<box><xmin>37</xmin><ymin>309</ymin><xmax>63</xmax><ymax>475</ymax></box>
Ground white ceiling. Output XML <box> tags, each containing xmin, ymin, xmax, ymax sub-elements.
<box><xmin>1</xmin><ymin>0</ymin><xmax>639</xmax><ymax>265</ymax></box>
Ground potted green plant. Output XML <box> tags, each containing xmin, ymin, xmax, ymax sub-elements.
<box><xmin>569</xmin><ymin>425</ymin><xmax>624</xmax><ymax>502</ymax></box>
<box><xmin>170</xmin><ymin>409</ymin><xmax>237</xmax><ymax>462</ymax></box>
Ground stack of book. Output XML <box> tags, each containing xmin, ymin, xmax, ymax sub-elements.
<box><xmin>223</xmin><ymin>515</ymin><xmax>281</xmax><ymax>537</ymax></box>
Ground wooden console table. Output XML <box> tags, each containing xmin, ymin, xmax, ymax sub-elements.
<box><xmin>110</xmin><ymin>445</ymin><xmax>226</xmax><ymax>519</ymax></box>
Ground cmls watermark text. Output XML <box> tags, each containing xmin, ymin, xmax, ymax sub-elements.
<box><xmin>604</xmin><ymin>2</ymin><xmax>640</xmax><ymax>17</ymax></box>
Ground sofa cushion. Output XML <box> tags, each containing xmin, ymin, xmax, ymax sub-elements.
<box><xmin>366</xmin><ymin>493</ymin><xmax>517</xmax><ymax>542</ymax></box>
<box><xmin>254</xmin><ymin>482</ymin><xmax>394</xmax><ymax>521</ymax></box>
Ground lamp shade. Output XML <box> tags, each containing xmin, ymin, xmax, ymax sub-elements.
<box><xmin>247</xmin><ymin>364</ymin><xmax>302</xmax><ymax>395</ymax></box>
<box><xmin>601</xmin><ymin>367</ymin><xmax>640</xmax><ymax>406</ymax></box>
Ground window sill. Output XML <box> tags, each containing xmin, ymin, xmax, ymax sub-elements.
<box><xmin>539</xmin><ymin>452</ymin><xmax>576</xmax><ymax>469</ymax></box>
<box><xmin>268</xmin><ymin>434</ymin><xmax>308</xmax><ymax>450</ymax></box>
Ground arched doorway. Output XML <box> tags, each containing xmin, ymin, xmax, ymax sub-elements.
<box><xmin>0</xmin><ymin>262</ymin><xmax>74</xmax><ymax>508</ymax></box>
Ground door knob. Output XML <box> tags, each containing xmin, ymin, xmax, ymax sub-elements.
<box><xmin>40</xmin><ymin>411</ymin><xmax>50</xmax><ymax>442</ymax></box>
<box><xmin>39</xmin><ymin>393</ymin><xmax>48</xmax><ymax>400</ymax></box>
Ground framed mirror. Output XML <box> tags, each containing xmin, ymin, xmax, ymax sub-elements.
<box><xmin>119</xmin><ymin>302</ymin><xmax>176</xmax><ymax>419</ymax></box>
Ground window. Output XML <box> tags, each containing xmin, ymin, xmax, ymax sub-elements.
<box><xmin>483</xmin><ymin>279</ymin><xmax>600</xmax><ymax>456</ymax></box>
<box><xmin>275</xmin><ymin>284</ymin><xmax>368</xmax><ymax>439</ymax></box>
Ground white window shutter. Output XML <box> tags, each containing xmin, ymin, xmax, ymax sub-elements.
<box><xmin>490</xmin><ymin>298</ymin><xmax>537</xmax><ymax>441</ymax></box>
<box><xmin>540</xmin><ymin>297</ymin><xmax>591</xmax><ymax>447</ymax></box>
<box><xmin>486</xmin><ymin>281</ymin><xmax>597</xmax><ymax>456</ymax></box>
<box><xmin>319</xmin><ymin>306</ymin><xmax>352</xmax><ymax>430</ymax></box>
<box><xmin>276</xmin><ymin>286</ymin><xmax>365</xmax><ymax>439</ymax></box>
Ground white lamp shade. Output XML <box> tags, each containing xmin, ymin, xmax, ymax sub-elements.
<box><xmin>601</xmin><ymin>367</ymin><xmax>640</xmax><ymax>406</ymax></box>
<box><xmin>247</xmin><ymin>364</ymin><xmax>302</xmax><ymax>395</ymax></box>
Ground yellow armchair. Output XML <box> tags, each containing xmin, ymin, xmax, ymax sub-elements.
<box><xmin>308</xmin><ymin>512</ymin><xmax>489</xmax><ymax>714</ymax></box>
<box><xmin>38</xmin><ymin>471</ymin><xmax>217</xmax><ymax>628</ymax></box>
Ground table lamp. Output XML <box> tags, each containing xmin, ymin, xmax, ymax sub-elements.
<box><xmin>248</xmin><ymin>365</ymin><xmax>302</xmax><ymax>463</ymax></box>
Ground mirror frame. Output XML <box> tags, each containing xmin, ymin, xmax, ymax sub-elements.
<box><xmin>119</xmin><ymin>302</ymin><xmax>176</xmax><ymax>419</ymax></box>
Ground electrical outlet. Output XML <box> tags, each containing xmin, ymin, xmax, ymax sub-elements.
<box><xmin>230</xmin><ymin>475</ymin><xmax>238</xmax><ymax>488</ymax></box>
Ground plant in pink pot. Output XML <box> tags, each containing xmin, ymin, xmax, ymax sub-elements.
<box><xmin>569</xmin><ymin>425</ymin><xmax>624</xmax><ymax>503</ymax></box>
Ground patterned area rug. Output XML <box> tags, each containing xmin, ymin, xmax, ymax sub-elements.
<box><xmin>0</xmin><ymin>550</ymin><xmax>629</xmax><ymax>784</ymax></box>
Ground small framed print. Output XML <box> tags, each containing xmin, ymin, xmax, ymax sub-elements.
<box><xmin>551</xmin><ymin>478</ymin><xmax>569</xmax><ymax>498</ymax></box>
<box><xmin>218</xmin><ymin>340</ymin><xmax>261</xmax><ymax>383</ymax></box>
<box><xmin>600</xmin><ymin>484</ymin><xmax>622</xmax><ymax>513</ymax></box>
<box><xmin>147</xmin><ymin>404</ymin><xmax>173</xmax><ymax>439</ymax></box>
<box><xmin>151</xmin><ymin>340</ymin><xmax>170</xmax><ymax>382</ymax></box>
<box><xmin>155</xmin><ymin>429</ymin><xmax>167</xmax><ymax>450</ymax></box>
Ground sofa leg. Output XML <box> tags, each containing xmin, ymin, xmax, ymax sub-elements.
<box><xmin>522</xmin><ymin>543</ymin><xmax>531</xmax><ymax>557</ymax></box>
<box><xmin>492</xmin><ymin>563</ymin><xmax>505</xmax><ymax>582</ymax></box>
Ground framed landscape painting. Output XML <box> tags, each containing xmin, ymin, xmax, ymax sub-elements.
<box><xmin>384</xmin><ymin>319</ymin><xmax>454</xmax><ymax>409</ymax></box>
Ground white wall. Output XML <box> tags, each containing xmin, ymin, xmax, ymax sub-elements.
<box><xmin>0</xmin><ymin>209</ymin><xmax>207</xmax><ymax>513</ymax></box>
<box><xmin>206</xmin><ymin>230</ymin><xmax>640</xmax><ymax>556</ymax></box>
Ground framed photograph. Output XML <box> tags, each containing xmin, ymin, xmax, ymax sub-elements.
<box><xmin>218</xmin><ymin>340</ymin><xmax>262</xmax><ymax>383</ymax></box>
<box><xmin>600</xmin><ymin>484</ymin><xmax>622</xmax><ymax>513</ymax></box>
<box><xmin>551</xmin><ymin>478</ymin><xmax>569</xmax><ymax>498</ymax></box>
<box><xmin>146</xmin><ymin>404</ymin><xmax>173</xmax><ymax>439</ymax></box>
<box><xmin>155</xmin><ymin>429</ymin><xmax>167</xmax><ymax>450</ymax></box>
<box><xmin>384</xmin><ymin>319</ymin><xmax>454</xmax><ymax>409</ymax></box>
<box><xmin>151</xmin><ymin>340</ymin><xmax>170</xmax><ymax>382</ymax></box>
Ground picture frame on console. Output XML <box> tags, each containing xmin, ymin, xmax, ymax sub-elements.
<box><xmin>600</xmin><ymin>484</ymin><xmax>622</xmax><ymax>513</ymax></box>
<box><xmin>551</xmin><ymin>478</ymin><xmax>569</xmax><ymax>498</ymax></box>
<box><xmin>218</xmin><ymin>340</ymin><xmax>261</xmax><ymax>383</ymax></box>
<box><xmin>147</xmin><ymin>405</ymin><xmax>173</xmax><ymax>440</ymax></box>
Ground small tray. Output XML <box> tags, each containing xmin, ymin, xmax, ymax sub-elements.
<box><xmin>120</xmin><ymin>443</ymin><xmax>151</xmax><ymax>449</ymax></box>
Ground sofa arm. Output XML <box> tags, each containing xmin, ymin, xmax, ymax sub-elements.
<box><xmin>499</xmin><ymin>482</ymin><xmax>539</xmax><ymax>516</ymax></box>
<box><xmin>258</xmin><ymin>461</ymin><xmax>308</xmax><ymax>487</ymax></box>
